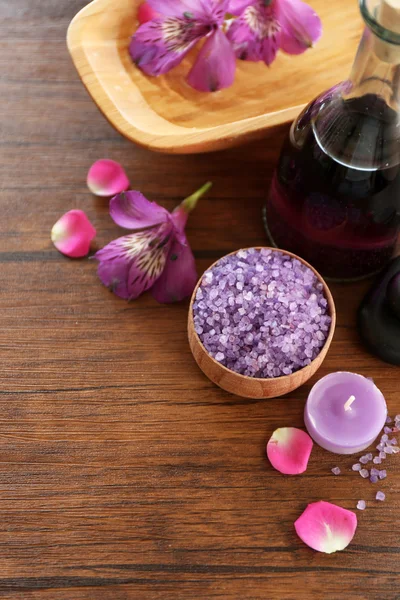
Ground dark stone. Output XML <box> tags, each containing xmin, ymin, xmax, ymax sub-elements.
<box><xmin>358</xmin><ymin>257</ymin><xmax>400</xmax><ymax>365</ymax></box>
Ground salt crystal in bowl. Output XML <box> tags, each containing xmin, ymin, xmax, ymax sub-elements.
<box><xmin>188</xmin><ymin>248</ymin><xmax>336</xmax><ymax>399</ymax></box>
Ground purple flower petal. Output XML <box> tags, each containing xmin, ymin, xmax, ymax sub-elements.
<box><xmin>278</xmin><ymin>0</ymin><xmax>322</xmax><ymax>55</ymax></box>
<box><xmin>151</xmin><ymin>234</ymin><xmax>197</xmax><ymax>303</ymax></box>
<box><xmin>147</xmin><ymin>0</ymin><xmax>230</xmax><ymax>20</ymax></box>
<box><xmin>110</xmin><ymin>191</ymin><xmax>169</xmax><ymax>230</ymax></box>
<box><xmin>130</xmin><ymin>17</ymin><xmax>209</xmax><ymax>76</ymax></box>
<box><xmin>227</xmin><ymin>1</ymin><xmax>282</xmax><ymax>65</ymax></box>
<box><xmin>187</xmin><ymin>29</ymin><xmax>236</xmax><ymax>92</ymax></box>
<box><xmin>228</xmin><ymin>0</ymin><xmax>253</xmax><ymax>15</ymax></box>
<box><xmin>95</xmin><ymin>225</ymin><xmax>172</xmax><ymax>300</ymax></box>
<box><xmin>147</xmin><ymin>0</ymin><xmax>205</xmax><ymax>18</ymax></box>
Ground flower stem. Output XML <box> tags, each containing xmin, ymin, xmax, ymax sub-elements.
<box><xmin>181</xmin><ymin>182</ymin><xmax>212</xmax><ymax>213</ymax></box>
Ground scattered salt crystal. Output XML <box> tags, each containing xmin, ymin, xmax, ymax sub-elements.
<box><xmin>379</xmin><ymin>451</ymin><xmax>386</xmax><ymax>459</ymax></box>
<box><xmin>357</xmin><ymin>500</ymin><xmax>366</xmax><ymax>510</ymax></box>
<box><xmin>384</xmin><ymin>446</ymin><xmax>394</xmax><ymax>454</ymax></box>
<box><xmin>384</xmin><ymin>426</ymin><xmax>392</xmax><ymax>434</ymax></box>
<box><xmin>391</xmin><ymin>446</ymin><xmax>400</xmax><ymax>453</ymax></box>
<box><xmin>331</xmin><ymin>467</ymin><xmax>341</xmax><ymax>475</ymax></box>
<box><xmin>379</xmin><ymin>470</ymin><xmax>387</xmax><ymax>480</ymax></box>
<box><xmin>359</xmin><ymin>455</ymin><xmax>369</xmax><ymax>464</ymax></box>
<box><xmin>360</xmin><ymin>469</ymin><xmax>369</xmax><ymax>478</ymax></box>
<box><xmin>366</xmin><ymin>453</ymin><xmax>373</xmax><ymax>461</ymax></box>
<box><xmin>376</xmin><ymin>491</ymin><xmax>385</xmax><ymax>501</ymax></box>
<box><xmin>390</xmin><ymin>437</ymin><xmax>398</xmax><ymax>446</ymax></box>
<box><xmin>376</xmin><ymin>443</ymin><xmax>385</xmax><ymax>452</ymax></box>
<box><xmin>373</xmin><ymin>457</ymin><xmax>382</xmax><ymax>465</ymax></box>
<box><xmin>370</xmin><ymin>468</ymin><xmax>379</xmax><ymax>476</ymax></box>
<box><xmin>215</xmin><ymin>352</ymin><xmax>225</xmax><ymax>362</ymax></box>
<box><xmin>395</xmin><ymin>415</ymin><xmax>400</xmax><ymax>422</ymax></box>
<box><xmin>370</xmin><ymin>475</ymin><xmax>379</xmax><ymax>483</ymax></box>
<box><xmin>386</xmin><ymin>416</ymin><xmax>392</xmax><ymax>424</ymax></box>
<box><xmin>381</xmin><ymin>434</ymin><xmax>389</xmax><ymax>443</ymax></box>
<box><xmin>352</xmin><ymin>463</ymin><xmax>362</xmax><ymax>471</ymax></box>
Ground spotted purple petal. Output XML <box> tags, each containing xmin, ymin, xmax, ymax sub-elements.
<box><xmin>227</xmin><ymin>1</ymin><xmax>282</xmax><ymax>64</ymax></box>
<box><xmin>187</xmin><ymin>28</ymin><xmax>236</xmax><ymax>92</ymax></box>
<box><xmin>130</xmin><ymin>16</ymin><xmax>209</xmax><ymax>76</ymax></box>
<box><xmin>278</xmin><ymin>0</ymin><xmax>322</xmax><ymax>55</ymax></box>
<box><xmin>109</xmin><ymin>191</ymin><xmax>169</xmax><ymax>230</ymax></box>
<box><xmin>151</xmin><ymin>234</ymin><xmax>197</xmax><ymax>303</ymax></box>
<box><xmin>95</xmin><ymin>225</ymin><xmax>172</xmax><ymax>300</ymax></box>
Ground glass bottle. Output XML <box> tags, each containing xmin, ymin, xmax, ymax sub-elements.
<box><xmin>265</xmin><ymin>0</ymin><xmax>400</xmax><ymax>280</ymax></box>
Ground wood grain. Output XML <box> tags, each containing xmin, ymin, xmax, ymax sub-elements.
<box><xmin>0</xmin><ymin>1</ymin><xmax>400</xmax><ymax>599</ymax></box>
<box><xmin>188</xmin><ymin>248</ymin><xmax>336</xmax><ymax>399</ymax></box>
<box><xmin>67</xmin><ymin>0</ymin><xmax>362</xmax><ymax>153</ymax></box>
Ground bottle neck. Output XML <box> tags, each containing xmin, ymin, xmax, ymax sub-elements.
<box><xmin>345</xmin><ymin>26</ymin><xmax>400</xmax><ymax>113</ymax></box>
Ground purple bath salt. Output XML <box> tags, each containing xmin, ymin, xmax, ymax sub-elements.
<box><xmin>331</xmin><ymin>467</ymin><xmax>341</xmax><ymax>475</ymax></box>
<box><xmin>379</xmin><ymin>451</ymin><xmax>386</xmax><ymax>459</ymax></box>
<box><xmin>386</xmin><ymin>416</ymin><xmax>392</xmax><ymax>424</ymax></box>
<box><xmin>359</xmin><ymin>455</ymin><xmax>369</xmax><ymax>464</ymax></box>
<box><xmin>360</xmin><ymin>469</ymin><xmax>369</xmax><ymax>478</ymax></box>
<box><xmin>379</xmin><ymin>469</ymin><xmax>387</xmax><ymax>480</ymax></box>
<box><xmin>370</xmin><ymin>475</ymin><xmax>379</xmax><ymax>483</ymax></box>
<box><xmin>357</xmin><ymin>500</ymin><xmax>366</xmax><ymax>510</ymax></box>
<box><xmin>376</xmin><ymin>491</ymin><xmax>386</xmax><ymax>501</ymax></box>
<box><xmin>366</xmin><ymin>453</ymin><xmax>373</xmax><ymax>461</ymax></box>
<box><xmin>384</xmin><ymin>426</ymin><xmax>392</xmax><ymax>434</ymax></box>
<box><xmin>373</xmin><ymin>456</ymin><xmax>382</xmax><ymax>465</ymax></box>
<box><xmin>352</xmin><ymin>463</ymin><xmax>362</xmax><ymax>471</ymax></box>
<box><xmin>193</xmin><ymin>248</ymin><xmax>331</xmax><ymax>378</ymax></box>
<box><xmin>389</xmin><ymin>437</ymin><xmax>398</xmax><ymax>446</ymax></box>
<box><xmin>370</xmin><ymin>468</ymin><xmax>379</xmax><ymax>476</ymax></box>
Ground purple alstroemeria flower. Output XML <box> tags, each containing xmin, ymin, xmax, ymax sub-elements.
<box><xmin>94</xmin><ymin>183</ymin><xmax>212</xmax><ymax>303</ymax></box>
<box><xmin>130</xmin><ymin>0</ymin><xmax>236</xmax><ymax>92</ymax></box>
<box><xmin>227</xmin><ymin>0</ymin><xmax>322</xmax><ymax>65</ymax></box>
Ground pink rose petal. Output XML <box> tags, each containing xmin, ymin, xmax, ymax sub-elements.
<box><xmin>138</xmin><ymin>2</ymin><xmax>159</xmax><ymax>24</ymax></box>
<box><xmin>266</xmin><ymin>427</ymin><xmax>313</xmax><ymax>475</ymax></box>
<box><xmin>295</xmin><ymin>501</ymin><xmax>357</xmax><ymax>554</ymax></box>
<box><xmin>51</xmin><ymin>210</ymin><xmax>96</xmax><ymax>258</ymax></box>
<box><xmin>87</xmin><ymin>159</ymin><xmax>130</xmax><ymax>197</ymax></box>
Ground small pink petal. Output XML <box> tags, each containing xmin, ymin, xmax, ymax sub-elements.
<box><xmin>51</xmin><ymin>210</ymin><xmax>96</xmax><ymax>258</ymax></box>
<box><xmin>295</xmin><ymin>501</ymin><xmax>357</xmax><ymax>554</ymax></box>
<box><xmin>138</xmin><ymin>2</ymin><xmax>159</xmax><ymax>24</ymax></box>
<box><xmin>266</xmin><ymin>427</ymin><xmax>313</xmax><ymax>475</ymax></box>
<box><xmin>87</xmin><ymin>159</ymin><xmax>130</xmax><ymax>197</ymax></box>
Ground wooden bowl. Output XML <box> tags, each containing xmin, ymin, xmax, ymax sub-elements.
<box><xmin>66</xmin><ymin>0</ymin><xmax>361</xmax><ymax>154</ymax></box>
<box><xmin>188</xmin><ymin>248</ymin><xmax>336</xmax><ymax>399</ymax></box>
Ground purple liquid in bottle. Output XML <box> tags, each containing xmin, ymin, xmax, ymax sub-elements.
<box><xmin>265</xmin><ymin>92</ymin><xmax>400</xmax><ymax>280</ymax></box>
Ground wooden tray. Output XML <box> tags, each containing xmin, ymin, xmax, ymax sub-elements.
<box><xmin>67</xmin><ymin>0</ymin><xmax>362</xmax><ymax>154</ymax></box>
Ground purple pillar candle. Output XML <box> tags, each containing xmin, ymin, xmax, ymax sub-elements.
<box><xmin>304</xmin><ymin>372</ymin><xmax>387</xmax><ymax>455</ymax></box>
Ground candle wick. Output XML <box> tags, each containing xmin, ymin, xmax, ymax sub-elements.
<box><xmin>344</xmin><ymin>395</ymin><xmax>356</xmax><ymax>411</ymax></box>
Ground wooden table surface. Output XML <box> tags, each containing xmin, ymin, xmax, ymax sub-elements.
<box><xmin>1</xmin><ymin>1</ymin><xmax>399</xmax><ymax>599</ymax></box>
